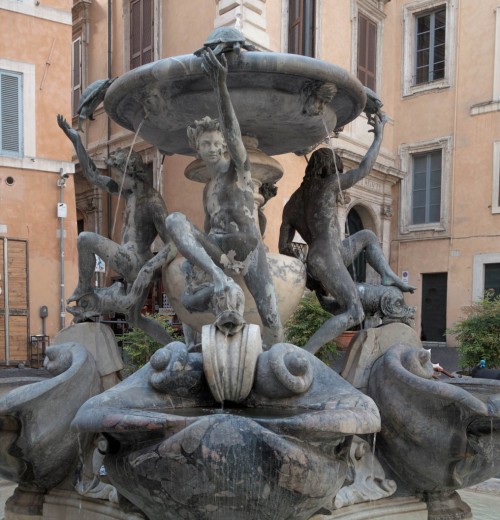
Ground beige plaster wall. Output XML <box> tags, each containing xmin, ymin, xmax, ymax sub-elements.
<box><xmin>389</xmin><ymin>0</ymin><xmax>500</xmax><ymax>343</ymax></box>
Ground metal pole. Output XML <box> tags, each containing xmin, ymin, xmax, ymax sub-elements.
<box><xmin>58</xmin><ymin>171</ymin><xmax>66</xmax><ymax>330</ymax></box>
<box><xmin>3</xmin><ymin>238</ymin><xmax>9</xmax><ymax>365</ymax></box>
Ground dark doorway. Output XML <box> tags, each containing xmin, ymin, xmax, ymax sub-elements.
<box><xmin>346</xmin><ymin>208</ymin><xmax>366</xmax><ymax>283</ymax></box>
<box><xmin>484</xmin><ymin>263</ymin><xmax>500</xmax><ymax>297</ymax></box>
<box><xmin>421</xmin><ymin>272</ymin><xmax>447</xmax><ymax>342</ymax></box>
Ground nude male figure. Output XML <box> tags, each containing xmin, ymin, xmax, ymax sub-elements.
<box><xmin>57</xmin><ymin>115</ymin><xmax>177</xmax><ymax>344</ymax></box>
<box><xmin>279</xmin><ymin>113</ymin><xmax>414</xmax><ymax>355</ymax></box>
<box><xmin>165</xmin><ymin>48</ymin><xmax>283</xmax><ymax>346</ymax></box>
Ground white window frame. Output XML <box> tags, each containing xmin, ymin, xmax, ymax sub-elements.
<box><xmin>0</xmin><ymin>59</ymin><xmax>35</xmax><ymax>162</ymax></box>
<box><xmin>351</xmin><ymin>0</ymin><xmax>386</xmax><ymax>94</ymax></box>
<box><xmin>472</xmin><ymin>253</ymin><xmax>500</xmax><ymax>301</ymax></box>
<box><xmin>492</xmin><ymin>141</ymin><xmax>500</xmax><ymax>214</ymax></box>
<box><xmin>399</xmin><ymin>136</ymin><xmax>453</xmax><ymax>235</ymax></box>
<box><xmin>402</xmin><ymin>0</ymin><xmax>457</xmax><ymax>97</ymax></box>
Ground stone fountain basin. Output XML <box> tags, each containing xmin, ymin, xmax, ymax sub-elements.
<box><xmin>72</xmin><ymin>346</ymin><xmax>380</xmax><ymax>519</ymax></box>
<box><xmin>0</xmin><ymin>343</ymin><xmax>101</xmax><ymax>491</ymax></box>
<box><xmin>103</xmin><ymin>51</ymin><xmax>366</xmax><ymax>157</ymax></box>
<box><xmin>368</xmin><ymin>343</ymin><xmax>500</xmax><ymax>495</ymax></box>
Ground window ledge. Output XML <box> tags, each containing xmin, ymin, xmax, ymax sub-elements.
<box><xmin>0</xmin><ymin>156</ymin><xmax>75</xmax><ymax>174</ymax></box>
<box><xmin>399</xmin><ymin>224</ymin><xmax>449</xmax><ymax>239</ymax></box>
<box><xmin>403</xmin><ymin>79</ymin><xmax>450</xmax><ymax>98</ymax></box>
<box><xmin>470</xmin><ymin>100</ymin><xmax>500</xmax><ymax>116</ymax></box>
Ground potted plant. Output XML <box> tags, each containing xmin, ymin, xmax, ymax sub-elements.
<box><xmin>284</xmin><ymin>291</ymin><xmax>340</xmax><ymax>364</ymax></box>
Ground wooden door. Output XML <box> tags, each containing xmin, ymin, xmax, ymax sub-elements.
<box><xmin>421</xmin><ymin>272</ymin><xmax>447</xmax><ymax>342</ymax></box>
<box><xmin>0</xmin><ymin>238</ymin><xmax>29</xmax><ymax>365</ymax></box>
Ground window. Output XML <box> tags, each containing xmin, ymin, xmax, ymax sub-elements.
<box><xmin>415</xmin><ymin>8</ymin><xmax>446</xmax><ymax>85</ymax></box>
<box><xmin>357</xmin><ymin>13</ymin><xmax>377</xmax><ymax>91</ymax></box>
<box><xmin>484</xmin><ymin>263</ymin><xmax>500</xmax><ymax>297</ymax></box>
<box><xmin>473</xmin><ymin>254</ymin><xmax>500</xmax><ymax>301</ymax></box>
<box><xmin>399</xmin><ymin>136</ymin><xmax>452</xmax><ymax>234</ymax></box>
<box><xmin>0</xmin><ymin>70</ymin><xmax>22</xmax><ymax>157</ymax></box>
<box><xmin>288</xmin><ymin>0</ymin><xmax>316</xmax><ymax>57</ymax></box>
<box><xmin>402</xmin><ymin>0</ymin><xmax>456</xmax><ymax>97</ymax></box>
<box><xmin>72</xmin><ymin>38</ymin><xmax>82</xmax><ymax>117</ymax></box>
<box><xmin>130</xmin><ymin>0</ymin><xmax>153</xmax><ymax>69</ymax></box>
<box><xmin>411</xmin><ymin>150</ymin><xmax>442</xmax><ymax>225</ymax></box>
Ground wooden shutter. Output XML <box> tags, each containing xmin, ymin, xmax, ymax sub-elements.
<box><xmin>288</xmin><ymin>0</ymin><xmax>304</xmax><ymax>55</ymax></box>
<box><xmin>0</xmin><ymin>238</ymin><xmax>29</xmax><ymax>365</ymax></box>
<box><xmin>288</xmin><ymin>0</ymin><xmax>314</xmax><ymax>57</ymax></box>
<box><xmin>72</xmin><ymin>38</ymin><xmax>82</xmax><ymax>117</ymax></box>
<box><xmin>0</xmin><ymin>71</ymin><xmax>22</xmax><ymax>156</ymax></box>
<box><xmin>142</xmin><ymin>0</ymin><xmax>153</xmax><ymax>64</ymax></box>
<box><xmin>130</xmin><ymin>0</ymin><xmax>153</xmax><ymax>70</ymax></box>
<box><xmin>357</xmin><ymin>13</ymin><xmax>377</xmax><ymax>91</ymax></box>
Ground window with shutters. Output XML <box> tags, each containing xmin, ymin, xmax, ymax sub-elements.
<box><xmin>0</xmin><ymin>70</ymin><xmax>23</xmax><ymax>158</ymax></box>
<box><xmin>402</xmin><ymin>0</ymin><xmax>456</xmax><ymax>97</ymax></box>
<box><xmin>399</xmin><ymin>136</ymin><xmax>452</xmax><ymax>235</ymax></box>
<box><xmin>130</xmin><ymin>0</ymin><xmax>153</xmax><ymax>69</ymax></box>
<box><xmin>288</xmin><ymin>0</ymin><xmax>316</xmax><ymax>57</ymax></box>
<box><xmin>411</xmin><ymin>150</ymin><xmax>442</xmax><ymax>225</ymax></box>
<box><xmin>357</xmin><ymin>13</ymin><xmax>377</xmax><ymax>91</ymax></box>
<box><xmin>72</xmin><ymin>37</ymin><xmax>82</xmax><ymax>117</ymax></box>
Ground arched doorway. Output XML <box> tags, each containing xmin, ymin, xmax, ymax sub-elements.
<box><xmin>346</xmin><ymin>207</ymin><xmax>366</xmax><ymax>283</ymax></box>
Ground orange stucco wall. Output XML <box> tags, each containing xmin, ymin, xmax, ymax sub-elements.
<box><xmin>1</xmin><ymin>4</ymin><xmax>78</xmax><ymax>358</ymax></box>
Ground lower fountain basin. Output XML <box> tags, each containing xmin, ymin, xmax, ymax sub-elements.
<box><xmin>72</xmin><ymin>343</ymin><xmax>380</xmax><ymax>520</ymax></box>
<box><xmin>0</xmin><ymin>344</ymin><xmax>100</xmax><ymax>492</ymax></box>
<box><xmin>367</xmin><ymin>343</ymin><xmax>500</xmax><ymax>495</ymax></box>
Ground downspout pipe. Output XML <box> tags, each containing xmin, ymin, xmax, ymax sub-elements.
<box><xmin>57</xmin><ymin>170</ymin><xmax>68</xmax><ymax>330</ymax></box>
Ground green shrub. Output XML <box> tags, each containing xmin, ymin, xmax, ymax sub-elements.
<box><xmin>284</xmin><ymin>291</ymin><xmax>339</xmax><ymax>364</ymax></box>
<box><xmin>121</xmin><ymin>313</ymin><xmax>182</xmax><ymax>373</ymax></box>
<box><xmin>447</xmin><ymin>293</ymin><xmax>500</xmax><ymax>369</ymax></box>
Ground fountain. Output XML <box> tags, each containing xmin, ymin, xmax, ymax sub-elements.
<box><xmin>0</xmin><ymin>28</ymin><xmax>499</xmax><ymax>520</ymax></box>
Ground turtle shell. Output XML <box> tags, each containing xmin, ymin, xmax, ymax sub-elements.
<box><xmin>77</xmin><ymin>79</ymin><xmax>112</xmax><ymax>113</ymax></box>
<box><xmin>203</xmin><ymin>27</ymin><xmax>246</xmax><ymax>46</ymax></box>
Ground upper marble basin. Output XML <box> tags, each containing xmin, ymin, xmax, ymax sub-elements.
<box><xmin>103</xmin><ymin>51</ymin><xmax>366</xmax><ymax>156</ymax></box>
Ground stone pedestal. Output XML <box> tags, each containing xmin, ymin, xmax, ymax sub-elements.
<box><xmin>53</xmin><ymin>323</ymin><xmax>124</xmax><ymax>389</ymax></box>
<box><xmin>311</xmin><ymin>496</ymin><xmax>428</xmax><ymax>519</ymax></box>
<box><xmin>43</xmin><ymin>489</ymin><xmax>143</xmax><ymax>520</ymax></box>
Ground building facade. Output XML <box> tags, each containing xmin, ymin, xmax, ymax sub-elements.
<box><xmin>0</xmin><ymin>0</ymin><xmax>79</xmax><ymax>365</ymax></box>
<box><xmin>68</xmin><ymin>0</ymin><xmax>499</xmax><ymax>347</ymax></box>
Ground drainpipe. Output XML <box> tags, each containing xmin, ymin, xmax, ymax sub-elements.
<box><xmin>57</xmin><ymin>169</ymin><xmax>69</xmax><ymax>330</ymax></box>
<box><xmin>3</xmin><ymin>239</ymin><xmax>9</xmax><ymax>365</ymax></box>
<box><xmin>107</xmin><ymin>0</ymin><xmax>113</xmax><ymax>246</ymax></box>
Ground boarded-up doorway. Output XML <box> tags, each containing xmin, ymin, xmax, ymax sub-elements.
<box><xmin>0</xmin><ymin>238</ymin><xmax>29</xmax><ymax>365</ymax></box>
